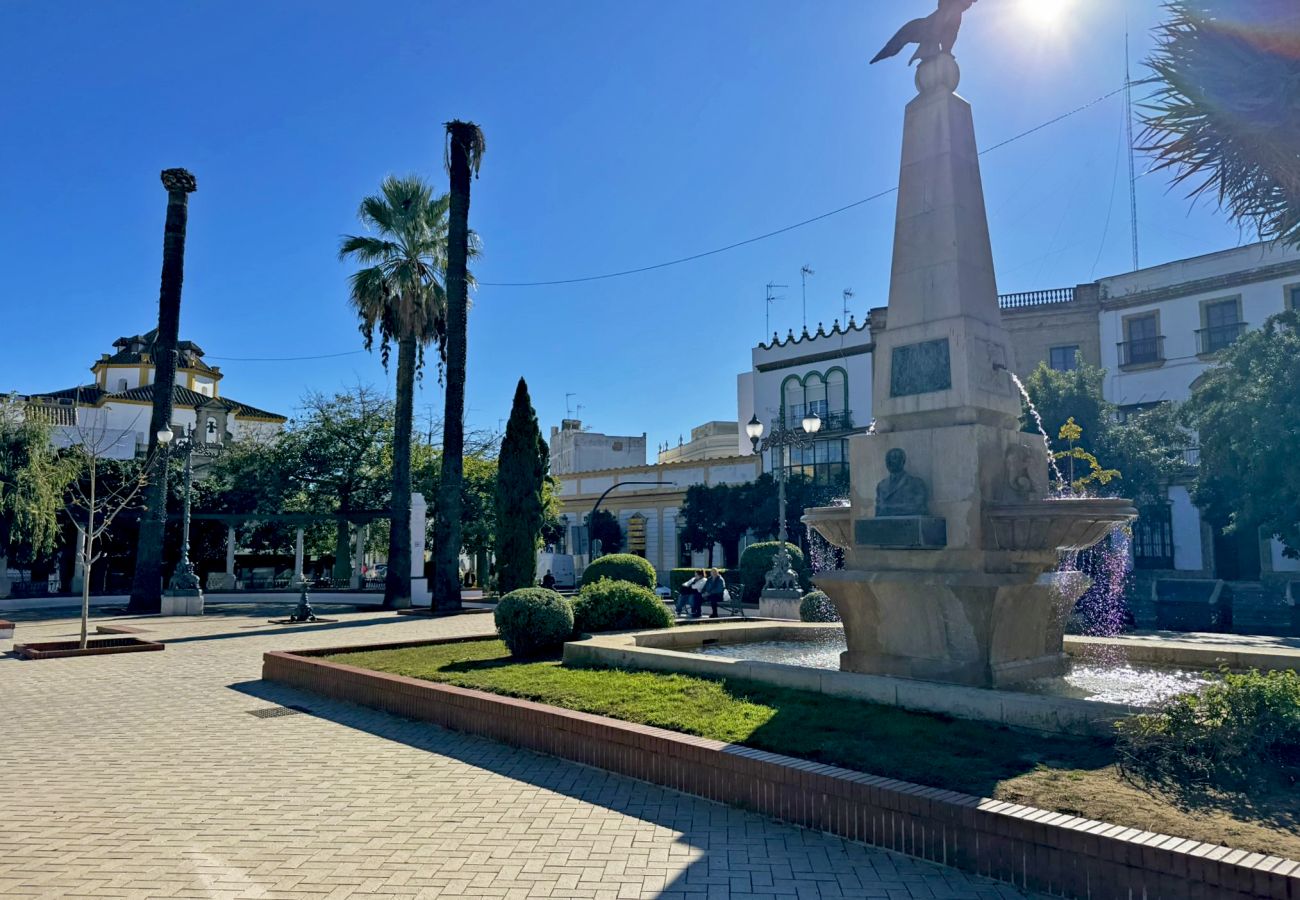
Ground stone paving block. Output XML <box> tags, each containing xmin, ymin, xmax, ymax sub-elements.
<box><xmin>0</xmin><ymin>607</ymin><xmax>1041</xmax><ymax>899</ymax></box>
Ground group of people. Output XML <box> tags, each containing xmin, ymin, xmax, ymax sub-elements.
<box><xmin>676</xmin><ymin>568</ymin><xmax>728</xmax><ymax>619</ymax></box>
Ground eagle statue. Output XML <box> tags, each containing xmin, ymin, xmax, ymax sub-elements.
<box><xmin>871</xmin><ymin>0</ymin><xmax>977</xmax><ymax>66</ymax></box>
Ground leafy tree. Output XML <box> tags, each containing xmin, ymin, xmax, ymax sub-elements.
<box><xmin>340</xmin><ymin>176</ymin><xmax>462</xmax><ymax>608</ymax></box>
<box><xmin>1184</xmin><ymin>310</ymin><xmax>1300</xmax><ymax>557</ymax></box>
<box><xmin>587</xmin><ymin>509</ymin><xmax>622</xmax><ymax>556</ymax></box>
<box><xmin>432</xmin><ymin>120</ymin><xmax>487</xmax><ymax>611</ymax></box>
<box><xmin>278</xmin><ymin>388</ymin><xmax>393</xmax><ymax>580</ymax></box>
<box><xmin>495</xmin><ymin>378</ymin><xmax>548</xmax><ymax>593</ymax></box>
<box><xmin>679</xmin><ymin>484</ymin><xmax>725</xmax><ymax>565</ymax></box>
<box><xmin>0</xmin><ymin>399</ymin><xmax>73</xmax><ymax>599</ymax></box>
<box><xmin>1021</xmin><ymin>361</ymin><xmax>1191</xmax><ymax>506</ymax></box>
<box><xmin>1142</xmin><ymin>0</ymin><xmax>1300</xmax><ymax>248</ymax></box>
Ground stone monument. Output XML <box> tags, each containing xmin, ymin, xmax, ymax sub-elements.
<box><xmin>803</xmin><ymin>14</ymin><xmax>1135</xmax><ymax>688</ymax></box>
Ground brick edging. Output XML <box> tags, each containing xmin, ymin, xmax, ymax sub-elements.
<box><xmin>262</xmin><ymin>647</ymin><xmax>1299</xmax><ymax>900</ymax></box>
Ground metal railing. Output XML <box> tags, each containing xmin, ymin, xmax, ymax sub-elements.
<box><xmin>780</xmin><ymin>407</ymin><xmax>854</xmax><ymax>432</ymax></box>
<box><xmin>1117</xmin><ymin>336</ymin><xmax>1165</xmax><ymax>368</ymax></box>
<box><xmin>1177</xmin><ymin>447</ymin><xmax>1201</xmax><ymax>468</ymax></box>
<box><xmin>998</xmin><ymin>287</ymin><xmax>1076</xmax><ymax>309</ymax></box>
<box><xmin>1195</xmin><ymin>322</ymin><xmax>1247</xmax><ymax>355</ymax></box>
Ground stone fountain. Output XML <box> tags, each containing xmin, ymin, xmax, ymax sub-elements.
<box><xmin>803</xmin><ymin>37</ymin><xmax>1135</xmax><ymax>688</ymax></box>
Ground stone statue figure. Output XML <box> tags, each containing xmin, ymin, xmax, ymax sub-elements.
<box><xmin>1004</xmin><ymin>444</ymin><xmax>1038</xmax><ymax>497</ymax></box>
<box><xmin>875</xmin><ymin>448</ymin><xmax>930</xmax><ymax>517</ymax></box>
<box><xmin>870</xmin><ymin>0</ymin><xmax>977</xmax><ymax>66</ymax></box>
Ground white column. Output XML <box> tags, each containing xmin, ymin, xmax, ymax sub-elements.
<box><xmin>225</xmin><ymin>524</ymin><xmax>236</xmax><ymax>576</ymax></box>
<box><xmin>350</xmin><ymin>524</ymin><xmax>366</xmax><ymax>589</ymax></box>
<box><xmin>410</xmin><ymin>494</ymin><xmax>432</xmax><ymax>604</ymax></box>
<box><xmin>71</xmin><ymin>525</ymin><xmax>87</xmax><ymax>593</ymax></box>
<box><xmin>294</xmin><ymin>527</ymin><xmax>305</xmax><ymax>584</ymax></box>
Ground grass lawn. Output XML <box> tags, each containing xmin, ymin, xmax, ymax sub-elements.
<box><xmin>327</xmin><ymin>639</ymin><xmax>1299</xmax><ymax>860</ymax></box>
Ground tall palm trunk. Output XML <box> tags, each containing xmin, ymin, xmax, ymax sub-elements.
<box><xmin>433</xmin><ymin>123</ymin><xmax>479</xmax><ymax>611</ymax></box>
<box><xmin>385</xmin><ymin>334</ymin><xmax>415</xmax><ymax>608</ymax></box>
<box><xmin>129</xmin><ymin>168</ymin><xmax>196</xmax><ymax>614</ymax></box>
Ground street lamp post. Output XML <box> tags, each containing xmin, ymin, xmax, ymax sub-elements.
<box><xmin>587</xmin><ymin>480</ymin><xmax>674</xmax><ymax>561</ymax></box>
<box><xmin>747</xmin><ymin>409</ymin><xmax>822</xmax><ymax>592</ymax></box>
<box><xmin>158</xmin><ymin>423</ymin><xmax>222</xmax><ymax>615</ymax></box>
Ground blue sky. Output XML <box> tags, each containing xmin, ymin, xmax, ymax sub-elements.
<box><xmin>0</xmin><ymin>1</ymin><xmax>1250</xmax><ymax>453</ymax></box>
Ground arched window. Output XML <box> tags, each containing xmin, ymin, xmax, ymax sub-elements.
<box><xmin>781</xmin><ymin>376</ymin><xmax>803</xmax><ymax>424</ymax></box>
<box><xmin>804</xmin><ymin>373</ymin><xmax>827</xmax><ymax>419</ymax></box>
<box><xmin>824</xmin><ymin>368</ymin><xmax>848</xmax><ymax>417</ymax></box>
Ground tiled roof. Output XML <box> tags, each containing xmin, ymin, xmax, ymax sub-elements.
<box><xmin>106</xmin><ymin>383</ymin><xmax>286</xmax><ymax>422</ymax></box>
<box><xmin>28</xmin><ymin>384</ymin><xmax>105</xmax><ymax>404</ymax></box>
<box><xmin>107</xmin><ymin>330</ymin><xmax>218</xmax><ymax>374</ymax></box>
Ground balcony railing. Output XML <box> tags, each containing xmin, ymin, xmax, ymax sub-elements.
<box><xmin>998</xmin><ymin>287</ymin><xmax>1076</xmax><ymax>309</ymax></box>
<box><xmin>1117</xmin><ymin>336</ymin><xmax>1165</xmax><ymax>368</ymax></box>
<box><xmin>1196</xmin><ymin>322</ymin><xmax>1247</xmax><ymax>355</ymax></box>
<box><xmin>780</xmin><ymin>407</ymin><xmax>854</xmax><ymax>433</ymax></box>
<box><xmin>1176</xmin><ymin>447</ymin><xmax>1201</xmax><ymax>468</ymax></box>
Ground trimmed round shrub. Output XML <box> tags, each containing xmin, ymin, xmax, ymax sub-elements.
<box><xmin>494</xmin><ymin>588</ymin><xmax>574</xmax><ymax>657</ymax></box>
<box><xmin>799</xmin><ymin>590</ymin><xmax>840</xmax><ymax>623</ymax></box>
<box><xmin>580</xmin><ymin>553</ymin><xmax>657</xmax><ymax>590</ymax></box>
<box><xmin>739</xmin><ymin>542</ymin><xmax>808</xmax><ymax>603</ymax></box>
<box><xmin>573</xmin><ymin>579</ymin><xmax>674</xmax><ymax>634</ymax></box>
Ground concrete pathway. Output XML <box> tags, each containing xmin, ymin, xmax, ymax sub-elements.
<box><xmin>1</xmin><ymin>607</ymin><xmax>1037</xmax><ymax>899</ymax></box>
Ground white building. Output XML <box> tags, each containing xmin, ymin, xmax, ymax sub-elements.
<box><xmin>736</xmin><ymin>316</ymin><xmax>875</xmax><ymax>488</ymax></box>
<box><xmin>549</xmin><ymin>419</ymin><xmax>647</xmax><ymax>475</ymax></box>
<box><xmin>656</xmin><ymin>421</ymin><xmax>740</xmax><ymax>464</ymax></box>
<box><xmin>20</xmin><ymin>329</ymin><xmax>286</xmax><ymax>458</ymax></box>
<box><xmin>1092</xmin><ymin>242</ymin><xmax>1300</xmax><ymax>583</ymax></box>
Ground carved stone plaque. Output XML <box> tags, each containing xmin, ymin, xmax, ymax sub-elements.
<box><xmin>891</xmin><ymin>338</ymin><xmax>952</xmax><ymax>397</ymax></box>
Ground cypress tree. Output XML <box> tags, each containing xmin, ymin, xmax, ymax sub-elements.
<box><xmin>495</xmin><ymin>378</ymin><xmax>548</xmax><ymax>593</ymax></box>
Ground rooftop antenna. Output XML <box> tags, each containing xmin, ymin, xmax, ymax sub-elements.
<box><xmin>765</xmin><ymin>282</ymin><xmax>788</xmax><ymax>338</ymax></box>
<box><xmin>565</xmin><ymin>392</ymin><xmax>576</xmax><ymax>419</ymax></box>
<box><xmin>800</xmin><ymin>265</ymin><xmax>815</xmax><ymax>331</ymax></box>
<box><xmin>576</xmin><ymin>403</ymin><xmax>585</xmax><ymax>422</ymax></box>
<box><xmin>842</xmin><ymin>288</ymin><xmax>855</xmax><ymax>323</ymax></box>
<box><xmin>1125</xmin><ymin>23</ymin><xmax>1140</xmax><ymax>272</ymax></box>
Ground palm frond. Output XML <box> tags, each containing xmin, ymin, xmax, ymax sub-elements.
<box><xmin>444</xmin><ymin>121</ymin><xmax>487</xmax><ymax>179</ymax></box>
<box><xmin>1140</xmin><ymin>0</ymin><xmax>1300</xmax><ymax>247</ymax></box>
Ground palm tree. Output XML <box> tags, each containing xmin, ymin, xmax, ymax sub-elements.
<box><xmin>1141</xmin><ymin>1</ymin><xmax>1300</xmax><ymax>248</ymax></box>
<box><xmin>129</xmin><ymin>168</ymin><xmax>197</xmax><ymax>614</ymax></box>
<box><xmin>339</xmin><ymin>176</ymin><xmax>462</xmax><ymax>608</ymax></box>
<box><xmin>431</xmin><ymin>121</ymin><xmax>486</xmax><ymax>611</ymax></box>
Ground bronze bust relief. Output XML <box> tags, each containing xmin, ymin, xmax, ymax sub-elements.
<box><xmin>875</xmin><ymin>448</ymin><xmax>930</xmax><ymax>517</ymax></box>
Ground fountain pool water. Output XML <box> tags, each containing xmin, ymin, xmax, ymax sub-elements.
<box><xmin>691</xmin><ymin>631</ymin><xmax>1213</xmax><ymax>707</ymax></box>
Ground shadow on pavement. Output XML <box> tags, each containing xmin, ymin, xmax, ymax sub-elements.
<box><xmin>227</xmin><ymin>677</ymin><xmax>1033</xmax><ymax>900</ymax></box>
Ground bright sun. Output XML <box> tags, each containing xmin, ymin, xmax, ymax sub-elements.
<box><xmin>1021</xmin><ymin>0</ymin><xmax>1072</xmax><ymax>27</ymax></box>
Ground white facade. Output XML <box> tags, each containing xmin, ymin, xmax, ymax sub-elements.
<box><xmin>549</xmin><ymin>419</ymin><xmax>647</xmax><ymax>475</ymax></box>
<box><xmin>22</xmin><ymin>330</ymin><xmax>286</xmax><ymax>459</ymax></box>
<box><xmin>657</xmin><ymin>421</ymin><xmax>740</xmax><ymax>464</ymax></box>
<box><xmin>1094</xmin><ymin>242</ymin><xmax>1300</xmax><ymax>578</ymax></box>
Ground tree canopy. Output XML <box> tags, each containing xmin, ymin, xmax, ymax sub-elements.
<box><xmin>1184</xmin><ymin>310</ymin><xmax>1300</xmax><ymax>556</ymax></box>
<box><xmin>494</xmin><ymin>378</ymin><xmax>548</xmax><ymax>593</ymax></box>
<box><xmin>0</xmin><ymin>399</ymin><xmax>72</xmax><ymax>583</ymax></box>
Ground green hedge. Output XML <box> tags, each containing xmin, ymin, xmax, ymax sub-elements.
<box><xmin>573</xmin><ymin>579</ymin><xmax>674</xmax><ymax>633</ymax></box>
<box><xmin>668</xmin><ymin>568</ymin><xmax>741</xmax><ymax>595</ymax></box>
<box><xmin>494</xmin><ymin>588</ymin><xmax>574</xmax><ymax>657</ymax></box>
<box><xmin>738</xmin><ymin>542</ymin><xmax>809</xmax><ymax>603</ymax></box>
<box><xmin>579</xmin><ymin>553</ymin><xmax>657</xmax><ymax>590</ymax></box>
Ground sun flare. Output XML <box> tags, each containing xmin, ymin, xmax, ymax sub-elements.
<box><xmin>1021</xmin><ymin>0</ymin><xmax>1072</xmax><ymax>28</ymax></box>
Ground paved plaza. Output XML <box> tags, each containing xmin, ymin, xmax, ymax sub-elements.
<box><xmin>1</xmin><ymin>602</ymin><xmax>1037</xmax><ymax>899</ymax></box>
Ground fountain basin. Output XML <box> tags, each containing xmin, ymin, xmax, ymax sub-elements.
<box><xmin>563</xmin><ymin>622</ymin><xmax>1133</xmax><ymax>736</ymax></box>
<box><xmin>984</xmin><ymin>498</ymin><xmax>1138</xmax><ymax>552</ymax></box>
<box><xmin>802</xmin><ymin>505</ymin><xmax>853</xmax><ymax>549</ymax></box>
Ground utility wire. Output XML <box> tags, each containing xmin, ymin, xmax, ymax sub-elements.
<box><xmin>479</xmin><ymin>85</ymin><xmax>1127</xmax><ymax>288</ymax></box>
<box><xmin>207</xmin><ymin>349</ymin><xmax>367</xmax><ymax>362</ymax></box>
<box><xmin>212</xmin><ymin>86</ymin><xmax>1128</xmax><ymax>362</ymax></box>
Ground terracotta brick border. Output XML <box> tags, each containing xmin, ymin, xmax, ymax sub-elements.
<box><xmin>263</xmin><ymin>641</ymin><xmax>1299</xmax><ymax>900</ymax></box>
<box><xmin>16</xmin><ymin>636</ymin><xmax>165</xmax><ymax>659</ymax></box>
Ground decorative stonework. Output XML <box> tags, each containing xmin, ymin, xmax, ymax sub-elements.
<box><xmin>889</xmin><ymin>338</ymin><xmax>951</xmax><ymax>397</ymax></box>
